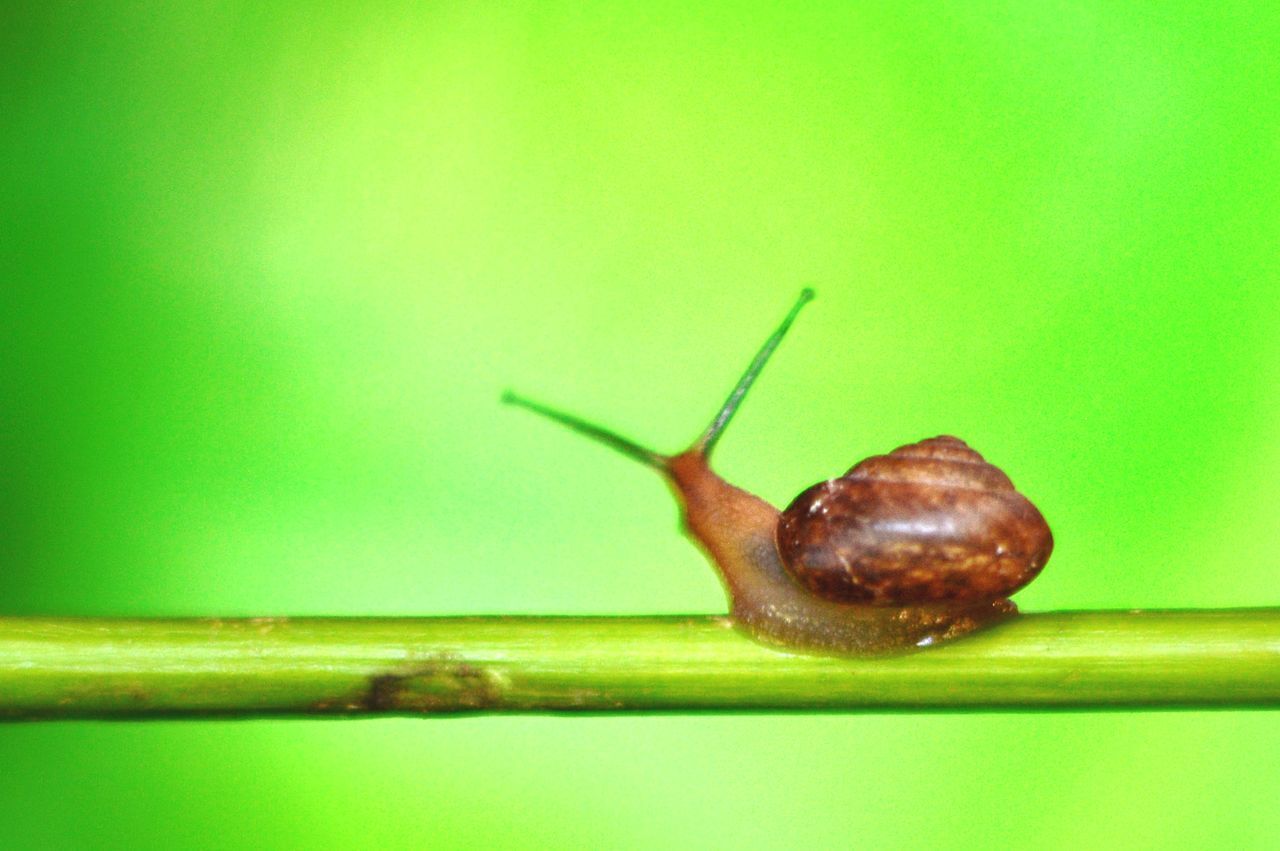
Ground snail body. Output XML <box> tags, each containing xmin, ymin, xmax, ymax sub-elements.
<box><xmin>506</xmin><ymin>290</ymin><xmax>1052</xmax><ymax>655</ymax></box>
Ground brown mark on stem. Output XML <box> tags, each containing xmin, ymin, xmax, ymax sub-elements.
<box><xmin>360</xmin><ymin>657</ymin><xmax>507</xmax><ymax>714</ymax></box>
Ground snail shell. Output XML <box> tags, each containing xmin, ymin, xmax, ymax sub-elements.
<box><xmin>776</xmin><ymin>436</ymin><xmax>1053</xmax><ymax>605</ymax></box>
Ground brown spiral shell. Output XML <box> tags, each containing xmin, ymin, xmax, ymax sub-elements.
<box><xmin>775</xmin><ymin>436</ymin><xmax>1053</xmax><ymax>605</ymax></box>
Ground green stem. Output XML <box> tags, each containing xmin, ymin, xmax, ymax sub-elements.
<box><xmin>1</xmin><ymin>611</ymin><xmax>1278</xmax><ymax>718</ymax></box>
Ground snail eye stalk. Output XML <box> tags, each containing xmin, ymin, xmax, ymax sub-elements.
<box><xmin>501</xmin><ymin>391</ymin><xmax>667</xmax><ymax>469</ymax></box>
<box><xmin>695</xmin><ymin>288</ymin><xmax>814</xmax><ymax>458</ymax></box>
<box><xmin>503</xmin><ymin>289</ymin><xmax>814</xmax><ymax>468</ymax></box>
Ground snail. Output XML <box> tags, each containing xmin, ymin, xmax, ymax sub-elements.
<box><xmin>504</xmin><ymin>290</ymin><xmax>1053</xmax><ymax>655</ymax></box>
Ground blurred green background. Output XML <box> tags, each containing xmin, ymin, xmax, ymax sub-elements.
<box><xmin>3</xmin><ymin>2</ymin><xmax>1279</xmax><ymax>849</ymax></box>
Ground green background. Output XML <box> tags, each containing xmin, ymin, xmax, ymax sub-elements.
<box><xmin>4</xmin><ymin>3</ymin><xmax>1279</xmax><ymax>849</ymax></box>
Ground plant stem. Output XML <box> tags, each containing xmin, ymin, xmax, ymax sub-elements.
<box><xmin>1</xmin><ymin>611</ymin><xmax>1278</xmax><ymax>718</ymax></box>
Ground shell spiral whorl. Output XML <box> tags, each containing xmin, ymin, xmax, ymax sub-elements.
<box><xmin>775</xmin><ymin>436</ymin><xmax>1053</xmax><ymax>605</ymax></box>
